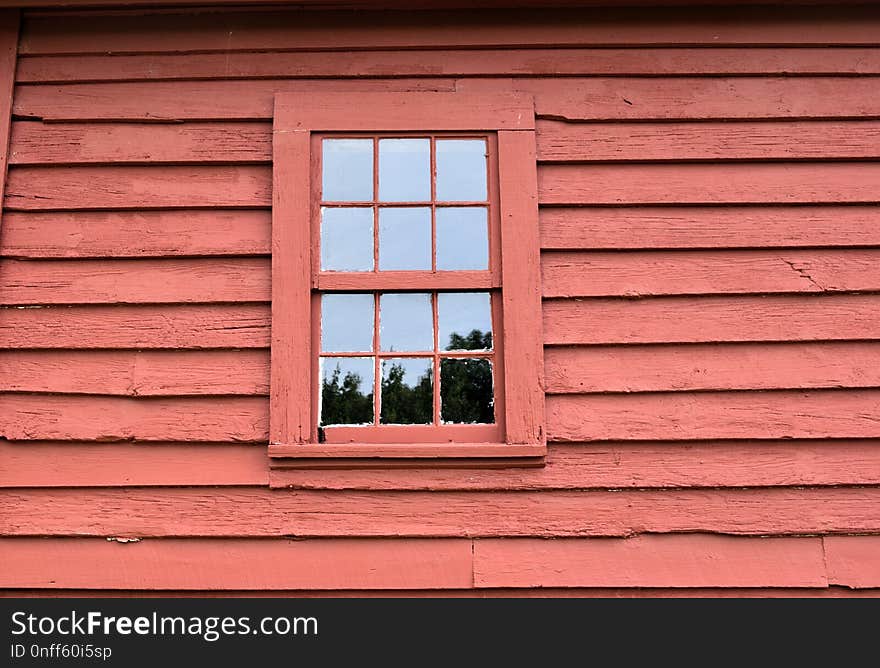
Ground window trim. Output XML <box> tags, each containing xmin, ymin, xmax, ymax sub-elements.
<box><xmin>270</xmin><ymin>91</ymin><xmax>545</xmax><ymax>468</ymax></box>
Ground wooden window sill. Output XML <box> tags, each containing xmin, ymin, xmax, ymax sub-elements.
<box><xmin>269</xmin><ymin>442</ymin><xmax>546</xmax><ymax>469</ymax></box>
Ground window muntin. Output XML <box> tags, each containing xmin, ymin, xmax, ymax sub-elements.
<box><xmin>314</xmin><ymin>133</ymin><xmax>503</xmax><ymax>443</ymax></box>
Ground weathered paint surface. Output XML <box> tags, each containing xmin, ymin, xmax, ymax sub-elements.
<box><xmin>1</xmin><ymin>4</ymin><xmax>879</xmax><ymax>595</ymax></box>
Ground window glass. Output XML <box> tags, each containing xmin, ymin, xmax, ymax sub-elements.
<box><xmin>320</xmin><ymin>357</ymin><xmax>374</xmax><ymax>425</ymax></box>
<box><xmin>380</xmin><ymin>292</ymin><xmax>433</xmax><ymax>352</ymax></box>
<box><xmin>436</xmin><ymin>207</ymin><xmax>489</xmax><ymax>270</ymax></box>
<box><xmin>438</xmin><ymin>292</ymin><xmax>492</xmax><ymax>351</ymax></box>
<box><xmin>436</xmin><ymin>139</ymin><xmax>487</xmax><ymax>201</ymax></box>
<box><xmin>378</xmin><ymin>138</ymin><xmax>431</xmax><ymax>202</ymax></box>
<box><xmin>440</xmin><ymin>358</ymin><xmax>494</xmax><ymax>424</ymax></box>
<box><xmin>322</xmin><ymin>138</ymin><xmax>373</xmax><ymax>202</ymax></box>
<box><xmin>378</xmin><ymin>207</ymin><xmax>432</xmax><ymax>271</ymax></box>
<box><xmin>321</xmin><ymin>207</ymin><xmax>374</xmax><ymax>271</ymax></box>
<box><xmin>321</xmin><ymin>293</ymin><xmax>374</xmax><ymax>353</ymax></box>
<box><xmin>380</xmin><ymin>357</ymin><xmax>433</xmax><ymax>424</ymax></box>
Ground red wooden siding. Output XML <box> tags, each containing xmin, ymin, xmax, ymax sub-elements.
<box><xmin>2</xmin><ymin>5</ymin><xmax>879</xmax><ymax>596</ymax></box>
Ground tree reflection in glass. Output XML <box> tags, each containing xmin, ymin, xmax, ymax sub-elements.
<box><xmin>440</xmin><ymin>357</ymin><xmax>494</xmax><ymax>424</ymax></box>
<box><xmin>380</xmin><ymin>358</ymin><xmax>433</xmax><ymax>424</ymax></box>
<box><xmin>320</xmin><ymin>357</ymin><xmax>374</xmax><ymax>426</ymax></box>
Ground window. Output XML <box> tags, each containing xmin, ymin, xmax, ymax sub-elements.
<box><xmin>270</xmin><ymin>92</ymin><xmax>545</xmax><ymax>468</ymax></box>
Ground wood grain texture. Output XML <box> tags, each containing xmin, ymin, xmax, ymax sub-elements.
<box><xmin>17</xmin><ymin>48</ymin><xmax>880</xmax><ymax>83</ymax></box>
<box><xmin>543</xmin><ymin>294</ymin><xmax>880</xmax><ymax>345</ymax></box>
<box><xmin>0</xmin><ymin>538</ymin><xmax>474</xmax><ymax>590</ymax></box>
<box><xmin>9</xmin><ymin>121</ymin><xmax>272</xmax><ymax>165</ymax></box>
<box><xmin>13</xmin><ymin>79</ymin><xmax>455</xmax><ymax>122</ymax></box>
<box><xmin>19</xmin><ymin>7</ymin><xmax>880</xmax><ymax>55</ymax></box>
<box><xmin>536</xmin><ymin>119</ymin><xmax>880</xmax><ymax>162</ymax></box>
<box><xmin>16</xmin><ymin>77</ymin><xmax>880</xmax><ymax>122</ymax></box>
<box><xmin>272</xmin><ymin>440</ymin><xmax>880</xmax><ymax>491</ymax></box>
<box><xmin>0</xmin><ymin>442</ymin><xmax>267</xmax><ymax>487</ymax></box>
<box><xmin>2</xmin><ymin>487</ymin><xmax>877</xmax><ymax>537</ymax></box>
<box><xmin>0</xmin><ymin>394</ymin><xmax>268</xmax><ymax>442</ymax></box>
<box><xmin>545</xmin><ymin>342</ymin><xmax>880</xmax><ymax>394</ymax></box>
<box><xmin>539</xmin><ymin>163</ymin><xmax>880</xmax><ymax>205</ymax></box>
<box><xmin>0</xmin><ymin>210</ymin><xmax>271</xmax><ymax>258</ymax></box>
<box><xmin>498</xmin><ymin>130</ymin><xmax>545</xmax><ymax>444</ymax></box>
<box><xmin>473</xmin><ymin>535</ymin><xmax>827</xmax><ymax>588</ymax></box>
<box><xmin>539</xmin><ymin>206</ymin><xmax>880</xmax><ymax>250</ymax></box>
<box><xmin>546</xmin><ymin>390</ymin><xmax>880</xmax><ymax>441</ymax></box>
<box><xmin>5</xmin><ymin>165</ymin><xmax>271</xmax><ymax>210</ymax></box>
<box><xmin>0</xmin><ymin>258</ymin><xmax>270</xmax><ymax>305</ymax></box>
<box><xmin>824</xmin><ymin>536</ymin><xmax>880</xmax><ymax>588</ymax></box>
<box><xmin>0</xmin><ymin>350</ymin><xmax>269</xmax><ymax>395</ymax></box>
<box><xmin>459</xmin><ymin>77</ymin><xmax>880</xmax><ymax>121</ymax></box>
<box><xmin>0</xmin><ymin>304</ymin><xmax>270</xmax><ymax>349</ymax></box>
<box><xmin>541</xmin><ymin>249</ymin><xmax>880</xmax><ymax>297</ymax></box>
<box><xmin>0</xmin><ymin>9</ymin><xmax>17</xmax><ymax>240</ymax></box>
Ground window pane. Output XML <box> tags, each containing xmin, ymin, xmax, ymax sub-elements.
<box><xmin>438</xmin><ymin>292</ymin><xmax>492</xmax><ymax>351</ymax></box>
<box><xmin>440</xmin><ymin>358</ymin><xmax>494</xmax><ymax>424</ymax></box>
<box><xmin>380</xmin><ymin>292</ymin><xmax>433</xmax><ymax>352</ymax></box>
<box><xmin>321</xmin><ymin>293</ymin><xmax>374</xmax><ymax>352</ymax></box>
<box><xmin>380</xmin><ymin>357</ymin><xmax>433</xmax><ymax>424</ymax></box>
<box><xmin>322</xmin><ymin>138</ymin><xmax>373</xmax><ymax>202</ymax></box>
<box><xmin>436</xmin><ymin>207</ymin><xmax>489</xmax><ymax>270</ymax></box>
<box><xmin>378</xmin><ymin>138</ymin><xmax>430</xmax><ymax>202</ymax></box>
<box><xmin>436</xmin><ymin>139</ymin><xmax>487</xmax><ymax>202</ymax></box>
<box><xmin>378</xmin><ymin>207</ymin><xmax>431</xmax><ymax>271</ymax></box>
<box><xmin>320</xmin><ymin>207</ymin><xmax>374</xmax><ymax>271</ymax></box>
<box><xmin>320</xmin><ymin>357</ymin><xmax>374</xmax><ymax>425</ymax></box>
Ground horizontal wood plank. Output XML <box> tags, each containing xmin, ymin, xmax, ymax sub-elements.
<box><xmin>542</xmin><ymin>249</ymin><xmax>880</xmax><ymax>297</ymax></box>
<box><xmin>9</xmin><ymin>121</ymin><xmax>272</xmax><ymax>165</ymax></box>
<box><xmin>5</xmin><ymin>165</ymin><xmax>271</xmax><ymax>210</ymax></box>
<box><xmin>0</xmin><ymin>442</ymin><xmax>267</xmax><ymax>487</ymax></box>
<box><xmin>545</xmin><ymin>342</ymin><xmax>880</xmax><ymax>393</ymax></box>
<box><xmin>543</xmin><ymin>294</ymin><xmax>880</xmax><ymax>345</ymax></box>
<box><xmin>0</xmin><ymin>210</ymin><xmax>271</xmax><ymax>258</ymax></box>
<box><xmin>272</xmin><ymin>440</ymin><xmax>880</xmax><ymax>490</ymax></box>
<box><xmin>0</xmin><ymin>394</ymin><xmax>268</xmax><ymax>442</ymax></box>
<box><xmin>462</xmin><ymin>77</ymin><xmax>880</xmax><ymax>121</ymax></box>
<box><xmin>20</xmin><ymin>7</ymin><xmax>880</xmax><ymax>55</ymax></box>
<box><xmin>547</xmin><ymin>390</ymin><xmax>880</xmax><ymax>441</ymax></box>
<box><xmin>539</xmin><ymin>206</ymin><xmax>880</xmax><ymax>250</ymax></box>
<box><xmin>2</xmin><ymin>487</ymin><xmax>877</xmax><ymax>537</ymax></box>
<box><xmin>0</xmin><ymin>537</ymin><xmax>473</xmax><ymax>590</ymax></box>
<box><xmin>17</xmin><ymin>48</ymin><xmax>880</xmax><ymax>83</ymax></box>
<box><xmin>0</xmin><ymin>350</ymin><xmax>269</xmax><ymax>395</ymax></box>
<box><xmin>13</xmin><ymin>119</ymin><xmax>880</xmax><ymax>166</ymax></box>
<box><xmin>16</xmin><ymin>77</ymin><xmax>880</xmax><ymax>122</ymax></box>
<box><xmin>0</xmin><ymin>304</ymin><xmax>271</xmax><ymax>349</ymax></box>
<box><xmin>0</xmin><ymin>258</ymin><xmax>271</xmax><ymax>304</ymax></box>
<box><xmin>824</xmin><ymin>536</ymin><xmax>880</xmax><ymax>588</ymax></box>
<box><xmin>13</xmin><ymin>79</ymin><xmax>455</xmax><ymax>121</ymax></box>
<box><xmin>473</xmin><ymin>535</ymin><xmax>826</xmax><ymax>588</ymax></box>
<box><xmin>536</xmin><ymin>120</ymin><xmax>880</xmax><ymax>162</ymax></box>
<box><xmin>539</xmin><ymin>163</ymin><xmax>880</xmax><ymax>205</ymax></box>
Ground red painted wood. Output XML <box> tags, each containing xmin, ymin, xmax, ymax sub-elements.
<box><xmin>0</xmin><ymin>538</ymin><xmax>473</xmax><ymax>590</ymax></box>
<box><xmin>269</xmin><ymin>128</ymin><xmax>311</xmax><ymax>447</ymax></box>
<box><xmin>12</xmin><ymin>80</ymin><xmax>456</xmax><ymax>122</ymax></box>
<box><xmin>0</xmin><ymin>9</ymin><xmax>19</xmax><ymax>238</ymax></box>
<box><xmin>543</xmin><ymin>294</ymin><xmax>880</xmax><ymax>345</ymax></box>
<box><xmin>539</xmin><ymin>163</ymin><xmax>880</xmax><ymax>205</ymax></box>
<box><xmin>537</xmin><ymin>120</ymin><xmax>880</xmax><ymax>162</ymax></box>
<box><xmin>473</xmin><ymin>535</ymin><xmax>827</xmax><ymax>588</ymax></box>
<box><xmin>539</xmin><ymin>206</ymin><xmax>880</xmax><ymax>250</ymax></box>
<box><xmin>547</xmin><ymin>390</ymin><xmax>880</xmax><ymax>442</ymax></box>
<box><xmin>498</xmin><ymin>130</ymin><xmax>544</xmax><ymax>445</ymax></box>
<box><xmin>0</xmin><ymin>350</ymin><xmax>269</xmax><ymax>395</ymax></box>
<box><xmin>545</xmin><ymin>342</ymin><xmax>880</xmax><ymax>394</ymax></box>
<box><xmin>19</xmin><ymin>48</ymin><xmax>880</xmax><ymax>83</ymax></box>
<box><xmin>0</xmin><ymin>394</ymin><xmax>268</xmax><ymax>442</ymax></box>
<box><xmin>0</xmin><ymin>258</ymin><xmax>270</xmax><ymax>304</ymax></box>
<box><xmin>460</xmin><ymin>77</ymin><xmax>880</xmax><ymax>121</ymax></box>
<box><xmin>0</xmin><ymin>304</ymin><xmax>270</xmax><ymax>349</ymax></box>
<box><xmin>6</xmin><ymin>587</ymin><xmax>880</xmax><ymax>598</ymax></box>
<box><xmin>542</xmin><ymin>249</ymin><xmax>880</xmax><ymax>297</ymax></box>
<box><xmin>3</xmin><ymin>487</ymin><xmax>877</xmax><ymax>537</ymax></box>
<box><xmin>9</xmin><ymin>121</ymin><xmax>272</xmax><ymax>165</ymax></box>
<box><xmin>19</xmin><ymin>7</ymin><xmax>880</xmax><ymax>55</ymax></box>
<box><xmin>17</xmin><ymin>77</ymin><xmax>880</xmax><ymax>122</ymax></box>
<box><xmin>0</xmin><ymin>442</ymin><xmax>267</xmax><ymax>487</ymax></box>
<box><xmin>5</xmin><ymin>165</ymin><xmax>271</xmax><ymax>210</ymax></box>
<box><xmin>271</xmin><ymin>440</ymin><xmax>880</xmax><ymax>491</ymax></box>
<box><xmin>0</xmin><ymin>210</ymin><xmax>271</xmax><ymax>258</ymax></box>
<box><xmin>824</xmin><ymin>536</ymin><xmax>880</xmax><ymax>588</ymax></box>
<box><xmin>12</xmin><ymin>119</ymin><xmax>880</xmax><ymax>166</ymax></box>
